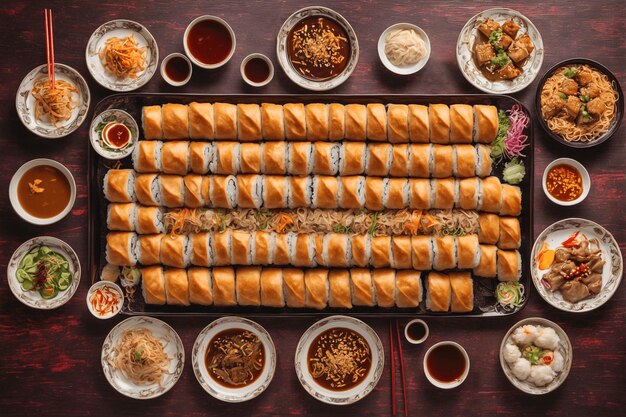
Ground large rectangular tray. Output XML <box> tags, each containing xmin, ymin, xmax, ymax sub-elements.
<box><xmin>88</xmin><ymin>94</ymin><xmax>533</xmax><ymax>317</ymax></box>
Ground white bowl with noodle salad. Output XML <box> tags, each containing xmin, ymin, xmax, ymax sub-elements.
<box><xmin>15</xmin><ymin>63</ymin><xmax>90</xmax><ymax>139</ymax></box>
<box><xmin>378</xmin><ymin>23</ymin><xmax>431</xmax><ymax>75</ymax></box>
<box><xmin>101</xmin><ymin>316</ymin><xmax>184</xmax><ymax>399</ymax></box>
<box><xmin>85</xmin><ymin>19</ymin><xmax>158</xmax><ymax>92</ymax></box>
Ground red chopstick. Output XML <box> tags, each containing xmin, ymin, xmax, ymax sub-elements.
<box><xmin>395</xmin><ymin>321</ymin><xmax>408</xmax><ymax>417</ymax></box>
<box><xmin>389</xmin><ymin>320</ymin><xmax>396</xmax><ymax>416</ymax></box>
<box><xmin>44</xmin><ymin>8</ymin><xmax>55</xmax><ymax>89</ymax></box>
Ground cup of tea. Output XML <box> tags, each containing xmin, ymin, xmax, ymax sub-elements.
<box><xmin>240</xmin><ymin>53</ymin><xmax>274</xmax><ymax>87</ymax></box>
<box><xmin>423</xmin><ymin>341</ymin><xmax>470</xmax><ymax>389</ymax></box>
<box><xmin>404</xmin><ymin>319</ymin><xmax>429</xmax><ymax>344</ymax></box>
<box><xmin>160</xmin><ymin>53</ymin><xmax>192</xmax><ymax>86</ymax></box>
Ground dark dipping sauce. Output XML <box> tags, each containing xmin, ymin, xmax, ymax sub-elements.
<box><xmin>406</xmin><ymin>321</ymin><xmax>427</xmax><ymax>341</ymax></box>
<box><xmin>17</xmin><ymin>165</ymin><xmax>71</xmax><ymax>219</ymax></box>
<box><xmin>426</xmin><ymin>344</ymin><xmax>467</xmax><ymax>383</ymax></box>
<box><xmin>287</xmin><ymin>16</ymin><xmax>350</xmax><ymax>81</ymax></box>
<box><xmin>244</xmin><ymin>58</ymin><xmax>270</xmax><ymax>84</ymax></box>
<box><xmin>307</xmin><ymin>327</ymin><xmax>371</xmax><ymax>391</ymax></box>
<box><xmin>205</xmin><ymin>328</ymin><xmax>265</xmax><ymax>388</ymax></box>
<box><xmin>545</xmin><ymin>164</ymin><xmax>583</xmax><ymax>202</ymax></box>
<box><xmin>102</xmin><ymin>123</ymin><xmax>131</xmax><ymax>148</ymax></box>
<box><xmin>165</xmin><ymin>56</ymin><xmax>191</xmax><ymax>82</ymax></box>
<box><xmin>187</xmin><ymin>19</ymin><xmax>232</xmax><ymax>65</ymax></box>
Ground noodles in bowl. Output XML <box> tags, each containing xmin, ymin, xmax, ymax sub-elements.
<box><xmin>109</xmin><ymin>328</ymin><xmax>171</xmax><ymax>386</ymax></box>
<box><xmin>538</xmin><ymin>61</ymin><xmax>622</xmax><ymax>145</ymax></box>
<box><xmin>31</xmin><ymin>78</ymin><xmax>79</xmax><ymax>126</ymax></box>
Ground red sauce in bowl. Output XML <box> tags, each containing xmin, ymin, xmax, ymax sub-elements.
<box><xmin>165</xmin><ymin>56</ymin><xmax>191</xmax><ymax>82</ymax></box>
<box><xmin>545</xmin><ymin>164</ymin><xmax>583</xmax><ymax>202</ymax></box>
<box><xmin>244</xmin><ymin>58</ymin><xmax>270</xmax><ymax>83</ymax></box>
<box><xmin>187</xmin><ymin>19</ymin><xmax>233</xmax><ymax>65</ymax></box>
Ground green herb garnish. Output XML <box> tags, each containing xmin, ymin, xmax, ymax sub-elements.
<box><xmin>132</xmin><ymin>349</ymin><xmax>144</xmax><ymax>362</ymax></box>
<box><xmin>442</xmin><ymin>227</ymin><xmax>466</xmax><ymax>236</ymax></box>
<box><xmin>580</xmin><ymin>95</ymin><xmax>590</xmax><ymax>103</ymax></box>
<box><xmin>490</xmin><ymin>49</ymin><xmax>511</xmax><ymax>68</ymax></box>
<box><xmin>522</xmin><ymin>345</ymin><xmax>544</xmax><ymax>365</ymax></box>
<box><xmin>488</xmin><ymin>28</ymin><xmax>503</xmax><ymax>45</ymax></box>
<box><xmin>332</xmin><ymin>223</ymin><xmax>354</xmax><ymax>234</ymax></box>
<box><xmin>367</xmin><ymin>212</ymin><xmax>380</xmax><ymax>236</ymax></box>
<box><xmin>564</xmin><ymin>67</ymin><xmax>578</xmax><ymax>78</ymax></box>
<box><xmin>558</xmin><ymin>92</ymin><xmax>567</xmax><ymax>100</ymax></box>
<box><xmin>491</xmin><ymin>110</ymin><xmax>510</xmax><ymax>162</ymax></box>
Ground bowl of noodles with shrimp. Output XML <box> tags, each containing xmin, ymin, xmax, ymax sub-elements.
<box><xmin>535</xmin><ymin>58</ymin><xmax>623</xmax><ymax>148</ymax></box>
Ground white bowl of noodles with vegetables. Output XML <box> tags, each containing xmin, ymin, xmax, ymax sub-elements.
<box><xmin>500</xmin><ymin>317</ymin><xmax>572</xmax><ymax>395</ymax></box>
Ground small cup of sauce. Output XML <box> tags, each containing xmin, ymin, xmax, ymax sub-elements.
<box><xmin>160</xmin><ymin>53</ymin><xmax>192</xmax><ymax>86</ymax></box>
<box><xmin>404</xmin><ymin>319</ymin><xmax>429</xmax><ymax>344</ymax></box>
<box><xmin>423</xmin><ymin>341</ymin><xmax>470</xmax><ymax>389</ymax></box>
<box><xmin>9</xmin><ymin>158</ymin><xmax>76</xmax><ymax>226</ymax></box>
<box><xmin>101</xmin><ymin>122</ymin><xmax>131</xmax><ymax>149</ymax></box>
<box><xmin>542</xmin><ymin>158</ymin><xmax>590</xmax><ymax>206</ymax></box>
<box><xmin>240</xmin><ymin>53</ymin><xmax>274</xmax><ymax>87</ymax></box>
<box><xmin>184</xmin><ymin>15</ymin><xmax>236</xmax><ymax>69</ymax></box>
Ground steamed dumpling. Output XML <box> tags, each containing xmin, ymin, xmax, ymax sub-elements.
<box><xmin>528</xmin><ymin>364</ymin><xmax>556</xmax><ymax>387</ymax></box>
<box><xmin>551</xmin><ymin>351</ymin><xmax>564</xmax><ymax>373</ymax></box>
<box><xmin>503</xmin><ymin>342</ymin><xmax>521</xmax><ymax>364</ymax></box>
<box><xmin>534</xmin><ymin>327</ymin><xmax>560</xmax><ymax>351</ymax></box>
<box><xmin>512</xmin><ymin>325</ymin><xmax>538</xmax><ymax>346</ymax></box>
<box><xmin>511</xmin><ymin>358</ymin><xmax>531</xmax><ymax>381</ymax></box>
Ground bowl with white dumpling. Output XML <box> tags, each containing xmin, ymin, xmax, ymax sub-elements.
<box><xmin>499</xmin><ymin>317</ymin><xmax>572</xmax><ymax>394</ymax></box>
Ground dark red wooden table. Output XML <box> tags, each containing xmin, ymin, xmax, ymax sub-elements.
<box><xmin>1</xmin><ymin>1</ymin><xmax>624</xmax><ymax>416</ymax></box>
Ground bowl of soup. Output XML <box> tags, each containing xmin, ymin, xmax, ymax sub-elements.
<box><xmin>183</xmin><ymin>15</ymin><xmax>236</xmax><ymax>69</ymax></box>
<box><xmin>9</xmin><ymin>159</ymin><xmax>76</xmax><ymax>225</ymax></box>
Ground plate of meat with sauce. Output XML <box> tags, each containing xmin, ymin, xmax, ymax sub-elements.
<box><xmin>531</xmin><ymin>218</ymin><xmax>623</xmax><ymax>313</ymax></box>
<box><xmin>294</xmin><ymin>315</ymin><xmax>384</xmax><ymax>405</ymax></box>
<box><xmin>192</xmin><ymin>316</ymin><xmax>276</xmax><ymax>403</ymax></box>
<box><xmin>456</xmin><ymin>8</ymin><xmax>544</xmax><ymax>94</ymax></box>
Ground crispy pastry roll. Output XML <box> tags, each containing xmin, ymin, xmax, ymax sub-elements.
<box><xmin>137</xmin><ymin>234</ymin><xmax>161</xmax><ymax>265</ymax></box>
<box><xmin>408</xmin><ymin>104</ymin><xmax>429</xmax><ymax>142</ymax></box>
<box><xmin>328</xmin><ymin>270</ymin><xmax>352</xmax><ymax>309</ymax></box>
<box><xmin>165</xmin><ymin>268</ymin><xmax>189</xmax><ymax>306</ymax></box>
<box><xmin>457</xmin><ymin>177</ymin><xmax>478</xmax><ymax>210</ymax></box>
<box><xmin>389</xmin><ymin>144</ymin><xmax>409</xmax><ymax>177</ymax></box>
<box><xmin>264</xmin><ymin>175</ymin><xmax>288</xmax><ymax>208</ymax></box>
<box><xmin>312</xmin><ymin>176</ymin><xmax>338</xmax><ymax>209</ymax></box>
<box><xmin>473</xmin><ymin>105</ymin><xmax>498</xmax><ymax>143</ymax></box>
<box><xmin>456</xmin><ymin>234</ymin><xmax>480</xmax><ymax>269</ymax></box>
<box><xmin>236</xmin><ymin>266</ymin><xmax>261</xmax><ymax>306</ymax></box>
<box><xmin>237</xmin><ymin>174</ymin><xmax>263</xmax><ymax>208</ymax></box>
<box><xmin>388</xmin><ymin>104</ymin><xmax>410</xmax><ymax>143</ymax></box>
<box><xmin>188</xmin><ymin>267</ymin><xmax>213</xmax><ymax>305</ymax></box>
<box><xmin>391</xmin><ymin>236</ymin><xmax>412</xmax><ymax>269</ymax></box>
<box><xmin>501</xmin><ymin>184</ymin><xmax>522</xmax><ymax>216</ymax></box>
<box><xmin>367</xmin><ymin>103</ymin><xmax>387</xmax><ymax>141</ymax></box>
<box><xmin>429</xmin><ymin>104</ymin><xmax>450</xmax><ymax>144</ymax></box>
<box><xmin>344</xmin><ymin>104</ymin><xmax>367</xmax><ymax>140</ymax></box>
<box><xmin>161</xmin><ymin>141</ymin><xmax>190</xmax><ymax>175</ymax></box>
<box><xmin>385</xmin><ymin>178</ymin><xmax>408</xmax><ymax>209</ymax></box>
<box><xmin>231</xmin><ymin>231</ymin><xmax>252</xmax><ymax>265</ymax></box>
<box><xmin>395</xmin><ymin>270</ymin><xmax>422</xmax><ymax>308</ymax></box>
<box><xmin>106</xmin><ymin>232</ymin><xmax>137</xmax><ymax>266</ymax></box>
<box><xmin>412</xmin><ymin>235</ymin><xmax>433</xmax><ymax>270</ymax></box>
<box><xmin>426</xmin><ymin>272</ymin><xmax>451</xmax><ymax>312</ymax></box>
<box><xmin>432</xmin><ymin>144</ymin><xmax>454</xmax><ymax>178</ymax></box>
<box><xmin>476</xmin><ymin>144</ymin><xmax>493</xmax><ymax>177</ymax></box>
<box><xmin>371</xmin><ymin>235</ymin><xmax>392</xmax><ymax>268</ymax></box>
<box><xmin>479</xmin><ymin>176</ymin><xmax>503</xmax><ymax>213</ymax></box>
<box><xmin>159</xmin><ymin>175</ymin><xmax>184</xmax><ymax>208</ymax></box>
<box><xmin>283</xmin><ymin>268</ymin><xmax>305</xmax><ymax>308</ymax></box>
<box><xmin>433</xmin><ymin>235</ymin><xmax>457</xmax><ymax>271</ymax></box>
<box><xmin>339</xmin><ymin>142</ymin><xmax>366</xmax><ymax>175</ymax></box>
<box><xmin>142</xmin><ymin>105</ymin><xmax>162</xmax><ymax>140</ymax></box>
<box><xmin>160</xmin><ymin>234</ymin><xmax>189</xmax><ymax>268</ymax></box>
<box><xmin>104</xmin><ymin>169</ymin><xmax>136</xmax><ymax>203</ymax></box>
<box><xmin>373</xmin><ymin>269</ymin><xmax>396</xmax><ymax>307</ymax></box>
<box><xmin>454</xmin><ymin>144</ymin><xmax>477</xmax><ymax>178</ymax></box>
<box><xmin>212</xmin><ymin>231</ymin><xmax>231</xmax><ymax>266</ymax></box>
<box><xmin>432</xmin><ymin>178</ymin><xmax>456</xmax><ymax>209</ymax></box>
<box><xmin>350</xmin><ymin>234</ymin><xmax>371</xmax><ymax>268</ymax></box>
<box><xmin>288</xmin><ymin>176</ymin><xmax>312</xmax><ymax>208</ymax></box>
<box><xmin>106</xmin><ymin>203</ymin><xmax>136</xmax><ymax>231</ymax></box>
<box><xmin>328</xmin><ymin>103</ymin><xmax>346</xmax><ymax>141</ymax></box>
<box><xmin>261</xmin><ymin>103</ymin><xmax>285</xmax><ymax>140</ymax></box>
<box><xmin>188</xmin><ymin>102</ymin><xmax>215</xmax><ymax>139</ymax></box>
<box><xmin>474</xmin><ymin>244</ymin><xmax>497</xmax><ymax>278</ymax></box>
<box><xmin>288</xmin><ymin>142</ymin><xmax>312</xmax><ymax>175</ymax></box>
<box><xmin>409</xmin><ymin>144</ymin><xmax>431</xmax><ymax>177</ymax></box>
<box><xmin>365</xmin><ymin>176</ymin><xmax>385</xmax><ymax>210</ymax></box>
<box><xmin>213</xmin><ymin>102</ymin><xmax>237</xmax><ymax>140</ymax></box>
<box><xmin>237</xmin><ymin>104</ymin><xmax>261</xmax><ymax>141</ymax></box>
<box><xmin>183</xmin><ymin>174</ymin><xmax>205</xmax><ymax>208</ymax></box>
<box><xmin>212</xmin><ymin>266</ymin><xmax>237</xmax><ymax>306</ymax></box>
<box><xmin>141</xmin><ymin>265</ymin><xmax>165</xmax><ymax>305</ymax></box>
<box><xmin>272</xmin><ymin>232</ymin><xmax>291</xmax><ymax>266</ymax></box>
<box><xmin>212</xmin><ymin>141</ymin><xmax>240</xmax><ymax>175</ymax></box>
<box><xmin>260</xmin><ymin>268</ymin><xmax>285</xmax><ymax>307</ymax></box>
<box><xmin>366</xmin><ymin>143</ymin><xmax>392</xmax><ymax>176</ymax></box>
<box><xmin>304</xmin><ymin>269</ymin><xmax>328</xmax><ymax>310</ymax></box>
<box><xmin>210</xmin><ymin>175</ymin><xmax>236</xmax><ymax>209</ymax></box>
<box><xmin>283</xmin><ymin>103</ymin><xmax>306</xmax><ymax>140</ymax></box>
<box><xmin>497</xmin><ymin>250</ymin><xmax>521</xmax><ymax>281</ymax></box>
<box><xmin>350</xmin><ymin>268</ymin><xmax>375</xmax><ymax>306</ymax></box>
<box><xmin>498</xmin><ymin>217</ymin><xmax>521</xmax><ymax>249</ymax></box>
<box><xmin>252</xmin><ymin>231</ymin><xmax>272</xmax><ymax>265</ymax></box>
<box><xmin>189</xmin><ymin>142</ymin><xmax>212</xmax><ymax>174</ymax></box>
<box><xmin>312</xmin><ymin>142</ymin><xmax>340</xmax><ymax>175</ymax></box>
<box><xmin>162</xmin><ymin>104</ymin><xmax>189</xmax><ymax>140</ymax></box>
<box><xmin>449</xmin><ymin>272</ymin><xmax>473</xmax><ymax>312</ymax></box>
<box><xmin>409</xmin><ymin>178</ymin><xmax>431</xmax><ymax>209</ymax></box>
<box><xmin>292</xmin><ymin>234</ymin><xmax>316</xmax><ymax>267</ymax></box>
<box><xmin>133</xmin><ymin>140</ymin><xmax>162</xmax><ymax>173</ymax></box>
<box><xmin>305</xmin><ymin>103</ymin><xmax>329</xmax><ymax>141</ymax></box>
<box><xmin>239</xmin><ymin>143</ymin><xmax>262</xmax><ymax>173</ymax></box>
<box><xmin>478</xmin><ymin>213</ymin><xmax>500</xmax><ymax>245</ymax></box>
<box><xmin>340</xmin><ymin>176</ymin><xmax>365</xmax><ymax>209</ymax></box>
<box><xmin>262</xmin><ymin>141</ymin><xmax>288</xmax><ymax>174</ymax></box>
<box><xmin>190</xmin><ymin>232</ymin><xmax>212</xmax><ymax>267</ymax></box>
<box><xmin>449</xmin><ymin>104</ymin><xmax>474</xmax><ymax>143</ymax></box>
<box><xmin>323</xmin><ymin>233</ymin><xmax>350</xmax><ymax>268</ymax></box>
<box><xmin>136</xmin><ymin>206</ymin><xmax>164</xmax><ymax>234</ymax></box>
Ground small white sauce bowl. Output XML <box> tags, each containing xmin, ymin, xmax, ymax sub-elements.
<box><xmin>240</xmin><ymin>53</ymin><xmax>274</xmax><ymax>87</ymax></box>
<box><xmin>160</xmin><ymin>53</ymin><xmax>192</xmax><ymax>86</ymax></box>
<box><xmin>404</xmin><ymin>319</ymin><xmax>429</xmax><ymax>344</ymax></box>
<box><xmin>9</xmin><ymin>158</ymin><xmax>76</xmax><ymax>226</ymax></box>
<box><xmin>183</xmin><ymin>15</ymin><xmax>236</xmax><ymax>69</ymax></box>
<box><xmin>542</xmin><ymin>158</ymin><xmax>590</xmax><ymax>206</ymax></box>
<box><xmin>378</xmin><ymin>23</ymin><xmax>431</xmax><ymax>75</ymax></box>
<box><xmin>423</xmin><ymin>341</ymin><xmax>470</xmax><ymax>389</ymax></box>
<box><xmin>86</xmin><ymin>280</ymin><xmax>124</xmax><ymax>319</ymax></box>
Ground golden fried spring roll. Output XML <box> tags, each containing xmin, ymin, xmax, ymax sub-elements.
<box><xmin>262</xmin><ymin>141</ymin><xmax>287</xmax><ymax>174</ymax></box>
<box><xmin>501</xmin><ymin>184</ymin><xmax>522</xmax><ymax>216</ymax></box>
<box><xmin>389</xmin><ymin>144</ymin><xmax>409</xmax><ymax>177</ymax></box>
<box><xmin>350</xmin><ymin>234</ymin><xmax>370</xmax><ymax>268</ymax></box>
<box><xmin>324</xmin><ymin>233</ymin><xmax>349</xmax><ymax>267</ymax></box>
<box><xmin>429</xmin><ymin>104</ymin><xmax>450</xmax><ymax>144</ymax></box>
<box><xmin>189</xmin><ymin>142</ymin><xmax>211</xmax><ymax>174</ymax></box>
<box><xmin>312</xmin><ymin>142</ymin><xmax>339</xmax><ymax>175</ymax></box>
<box><xmin>212</xmin><ymin>231</ymin><xmax>231</xmax><ymax>266</ymax></box>
<box><xmin>409</xmin><ymin>144</ymin><xmax>431</xmax><ymax>177</ymax></box>
<box><xmin>395</xmin><ymin>270</ymin><xmax>421</xmax><ymax>308</ymax></box>
<box><xmin>411</xmin><ymin>235</ymin><xmax>433</xmax><ymax>270</ymax></box>
<box><xmin>427</xmin><ymin>272</ymin><xmax>451</xmax><ymax>312</ymax></box>
<box><xmin>312</xmin><ymin>176</ymin><xmax>338</xmax><ymax>209</ymax></box>
<box><xmin>478</xmin><ymin>213</ymin><xmax>500</xmax><ymax>245</ymax></box>
<box><xmin>340</xmin><ymin>176</ymin><xmax>365</xmax><ymax>209</ymax></box>
<box><xmin>305</xmin><ymin>103</ymin><xmax>329</xmax><ymax>141</ymax></box>
<box><xmin>183</xmin><ymin>174</ymin><xmax>205</xmax><ymax>208</ymax></box>
<box><xmin>212</xmin><ymin>266</ymin><xmax>237</xmax><ymax>306</ymax></box>
<box><xmin>366</xmin><ymin>143</ymin><xmax>391</xmax><ymax>176</ymax></box>
<box><xmin>289</xmin><ymin>142</ymin><xmax>312</xmax><ymax>175</ymax></box>
<box><xmin>283</xmin><ymin>103</ymin><xmax>306</xmax><ymax>140</ymax></box>
<box><xmin>304</xmin><ymin>269</ymin><xmax>328</xmax><ymax>309</ymax></box>
<box><xmin>163</xmin><ymin>139</ymin><xmax>191</xmax><ymax>175</ymax></box>
<box><xmin>107</xmin><ymin>203</ymin><xmax>135</xmax><ymax>231</ymax></box>
<box><xmin>433</xmin><ymin>235</ymin><xmax>457</xmax><ymax>271</ymax></box>
<box><xmin>292</xmin><ymin>234</ymin><xmax>315</xmax><ymax>267</ymax></box>
<box><xmin>239</xmin><ymin>143</ymin><xmax>262</xmax><ymax>173</ymax></box>
<box><xmin>373</xmin><ymin>269</ymin><xmax>396</xmax><ymax>307</ymax></box>
<box><xmin>454</xmin><ymin>145</ymin><xmax>477</xmax><ymax>178</ymax></box>
<box><xmin>345</xmin><ymin>104</ymin><xmax>367</xmax><ymax>141</ymax></box>
<box><xmin>261</xmin><ymin>103</ymin><xmax>285</xmax><ymax>140</ymax></box>
<box><xmin>210</xmin><ymin>175</ymin><xmax>236</xmax><ymax>209</ymax></box>
<box><xmin>456</xmin><ymin>234</ymin><xmax>480</xmax><ymax>269</ymax></box>
<box><xmin>365</xmin><ymin>177</ymin><xmax>385</xmax><ymax>211</ymax></box>
<box><xmin>328</xmin><ymin>103</ymin><xmax>345</xmax><ymax>141</ymax></box>
<box><xmin>165</xmin><ymin>268</ymin><xmax>189</xmax><ymax>306</ymax></box>
<box><xmin>231</xmin><ymin>231</ymin><xmax>251</xmax><ymax>265</ymax></box>
<box><xmin>237</xmin><ymin>103</ymin><xmax>261</xmax><ymax>141</ymax></box>
<box><xmin>236</xmin><ymin>266</ymin><xmax>261</xmax><ymax>306</ymax></box>
<box><xmin>432</xmin><ymin>178</ymin><xmax>455</xmax><ymax>209</ymax></box>
<box><xmin>141</xmin><ymin>265</ymin><xmax>165</xmax><ymax>305</ymax></box>
<box><xmin>283</xmin><ymin>268</ymin><xmax>305</xmax><ymax>307</ymax></box>
<box><xmin>142</xmin><ymin>105</ymin><xmax>162</xmax><ymax>140</ymax></box>
<box><xmin>188</xmin><ymin>267</ymin><xmax>213</xmax><ymax>305</ymax></box>
<box><xmin>408</xmin><ymin>104</ymin><xmax>429</xmax><ymax>143</ymax></box>
<box><xmin>160</xmin><ymin>175</ymin><xmax>185</xmax><ymax>208</ymax></box>
<box><xmin>328</xmin><ymin>270</ymin><xmax>352</xmax><ymax>308</ymax></box>
<box><xmin>289</xmin><ymin>176</ymin><xmax>312</xmax><ymax>208</ymax></box>
<box><xmin>264</xmin><ymin>175</ymin><xmax>288</xmax><ymax>208</ymax></box>
<box><xmin>497</xmin><ymin>250</ymin><xmax>521</xmax><ymax>281</ymax></box>
<box><xmin>409</xmin><ymin>178</ymin><xmax>431</xmax><ymax>209</ymax></box>
<box><xmin>450</xmin><ymin>272</ymin><xmax>473</xmax><ymax>312</ymax></box>
<box><xmin>388</xmin><ymin>104</ymin><xmax>409</xmax><ymax>143</ymax></box>
<box><xmin>201</xmin><ymin>177</ymin><xmax>211</xmax><ymax>206</ymax></box>
<box><xmin>474</xmin><ymin>244</ymin><xmax>497</xmax><ymax>278</ymax></box>
<box><xmin>391</xmin><ymin>236</ymin><xmax>412</xmax><ymax>269</ymax></box>
<box><xmin>253</xmin><ymin>231</ymin><xmax>272</xmax><ymax>265</ymax></box>
<box><xmin>213</xmin><ymin>141</ymin><xmax>239</xmax><ymax>174</ymax></box>
<box><xmin>340</xmin><ymin>142</ymin><xmax>366</xmax><ymax>175</ymax></box>
<box><xmin>498</xmin><ymin>217</ymin><xmax>521</xmax><ymax>249</ymax></box>
<box><xmin>385</xmin><ymin>178</ymin><xmax>407</xmax><ymax>209</ymax></box>
<box><xmin>188</xmin><ymin>102</ymin><xmax>215</xmax><ymax>139</ymax></box>
<box><xmin>136</xmin><ymin>206</ymin><xmax>163</xmax><ymax>235</ymax></box>
<box><xmin>371</xmin><ymin>235</ymin><xmax>392</xmax><ymax>268</ymax></box>
<box><xmin>162</xmin><ymin>103</ymin><xmax>189</xmax><ymax>140</ymax></box>
<box><xmin>104</xmin><ymin>169</ymin><xmax>135</xmax><ymax>203</ymax></box>
<box><xmin>480</xmin><ymin>176</ymin><xmax>503</xmax><ymax>213</ymax></box>
<box><xmin>367</xmin><ymin>103</ymin><xmax>387</xmax><ymax>140</ymax></box>
<box><xmin>260</xmin><ymin>268</ymin><xmax>285</xmax><ymax>307</ymax></box>
<box><xmin>272</xmin><ymin>233</ymin><xmax>291</xmax><ymax>266</ymax></box>
<box><xmin>474</xmin><ymin>105</ymin><xmax>498</xmax><ymax>143</ymax></box>
<box><xmin>160</xmin><ymin>234</ymin><xmax>188</xmax><ymax>268</ymax></box>
<box><xmin>237</xmin><ymin>174</ymin><xmax>263</xmax><ymax>208</ymax></box>
<box><xmin>137</xmin><ymin>234</ymin><xmax>161</xmax><ymax>265</ymax></box>
<box><xmin>134</xmin><ymin>140</ymin><xmax>161</xmax><ymax>173</ymax></box>
<box><xmin>214</xmin><ymin>102</ymin><xmax>237</xmax><ymax>140</ymax></box>
<box><xmin>476</xmin><ymin>144</ymin><xmax>492</xmax><ymax>177</ymax></box>
<box><xmin>191</xmin><ymin>233</ymin><xmax>211</xmax><ymax>267</ymax></box>
<box><xmin>350</xmin><ymin>268</ymin><xmax>375</xmax><ymax>306</ymax></box>
<box><xmin>432</xmin><ymin>145</ymin><xmax>454</xmax><ymax>178</ymax></box>
<box><xmin>457</xmin><ymin>177</ymin><xmax>478</xmax><ymax>210</ymax></box>
<box><xmin>449</xmin><ymin>104</ymin><xmax>474</xmax><ymax>143</ymax></box>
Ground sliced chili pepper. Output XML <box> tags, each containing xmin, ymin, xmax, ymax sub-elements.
<box><xmin>561</xmin><ymin>231</ymin><xmax>580</xmax><ymax>248</ymax></box>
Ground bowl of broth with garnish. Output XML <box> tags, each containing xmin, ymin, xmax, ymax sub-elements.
<box><xmin>9</xmin><ymin>159</ymin><xmax>76</xmax><ymax>225</ymax></box>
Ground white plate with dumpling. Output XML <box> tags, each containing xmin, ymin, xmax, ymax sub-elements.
<box><xmin>500</xmin><ymin>317</ymin><xmax>572</xmax><ymax>395</ymax></box>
